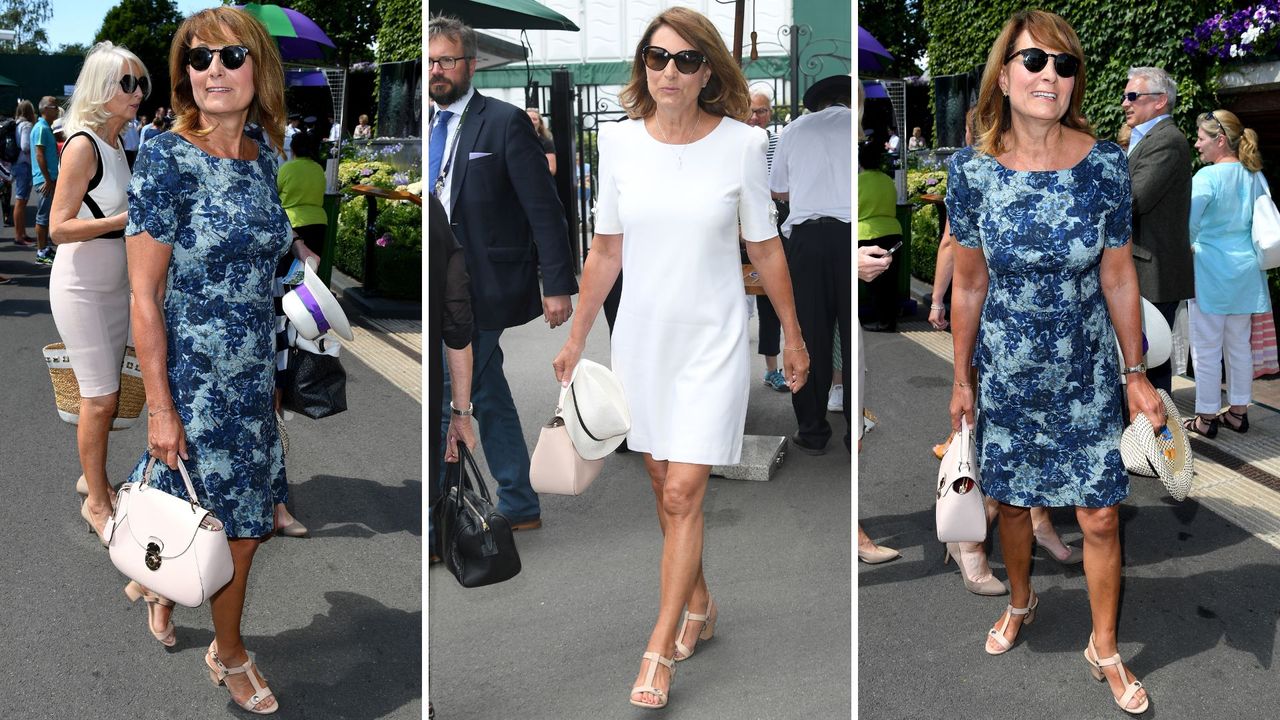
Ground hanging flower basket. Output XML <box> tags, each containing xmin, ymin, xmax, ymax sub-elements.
<box><xmin>1184</xmin><ymin>2</ymin><xmax>1280</xmax><ymax>59</ymax></box>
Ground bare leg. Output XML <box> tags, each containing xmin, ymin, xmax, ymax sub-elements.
<box><xmin>986</xmin><ymin>503</ymin><xmax>1033</xmax><ymax>652</ymax></box>
<box><xmin>78</xmin><ymin>393</ymin><xmax>119</xmax><ymax>531</ymax></box>
<box><xmin>632</xmin><ymin>457</ymin><xmax>710</xmax><ymax>706</ymax></box>
<box><xmin>1031</xmin><ymin>506</ymin><xmax>1079</xmax><ymax>561</ymax></box>
<box><xmin>1076</xmin><ymin>505</ymin><xmax>1147</xmax><ymax>711</ymax></box>
<box><xmin>211</xmin><ymin>538</ymin><xmax>278</xmax><ymax>713</ymax></box>
<box><xmin>13</xmin><ymin>196</ymin><xmax>27</xmax><ymax>242</ymax></box>
<box><xmin>36</xmin><ymin>222</ymin><xmax>48</xmax><ymax>253</ymax></box>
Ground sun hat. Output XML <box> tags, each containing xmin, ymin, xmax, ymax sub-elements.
<box><xmin>560</xmin><ymin>359</ymin><xmax>631</xmax><ymax>460</ymax></box>
<box><xmin>1120</xmin><ymin>389</ymin><xmax>1193</xmax><ymax>501</ymax></box>
<box><xmin>282</xmin><ymin>261</ymin><xmax>354</xmax><ymax>341</ymax></box>
<box><xmin>1114</xmin><ymin>297</ymin><xmax>1172</xmax><ymax>369</ymax></box>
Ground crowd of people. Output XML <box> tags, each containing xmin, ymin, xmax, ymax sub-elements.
<box><xmin>429</xmin><ymin>6</ymin><xmax>851</xmax><ymax>712</ymax></box>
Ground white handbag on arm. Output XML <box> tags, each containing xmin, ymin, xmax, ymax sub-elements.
<box><xmin>936</xmin><ymin>416</ymin><xmax>988</xmax><ymax>543</ymax></box>
<box><xmin>105</xmin><ymin>457</ymin><xmax>234</xmax><ymax>608</ymax></box>
<box><xmin>1251</xmin><ymin>171</ymin><xmax>1280</xmax><ymax>270</ymax></box>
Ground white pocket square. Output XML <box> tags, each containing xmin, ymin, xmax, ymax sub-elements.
<box><xmin>468</xmin><ymin>152</ymin><xmax>491</xmax><ymax>160</ymax></box>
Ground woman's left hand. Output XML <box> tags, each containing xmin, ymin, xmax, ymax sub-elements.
<box><xmin>1126</xmin><ymin>373</ymin><xmax>1166</xmax><ymax>431</ymax></box>
<box><xmin>294</xmin><ymin>238</ymin><xmax>321</xmax><ymax>268</ymax></box>
<box><xmin>782</xmin><ymin>344</ymin><xmax>810</xmax><ymax>393</ymax></box>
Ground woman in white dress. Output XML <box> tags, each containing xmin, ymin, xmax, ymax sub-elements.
<box><xmin>49</xmin><ymin>42</ymin><xmax>148</xmax><ymax>546</ymax></box>
<box><xmin>553</xmin><ymin>7</ymin><xmax>807</xmax><ymax>710</ymax></box>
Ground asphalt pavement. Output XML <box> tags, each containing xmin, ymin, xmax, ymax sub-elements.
<box><xmin>0</xmin><ymin>226</ymin><xmax>422</xmax><ymax>719</ymax></box>
<box><xmin>427</xmin><ymin>308</ymin><xmax>854</xmax><ymax>719</ymax></box>
<box><xmin>858</xmin><ymin>321</ymin><xmax>1280</xmax><ymax>720</ymax></box>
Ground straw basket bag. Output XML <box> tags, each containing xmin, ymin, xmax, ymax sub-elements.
<box><xmin>42</xmin><ymin>343</ymin><xmax>146</xmax><ymax>430</ymax></box>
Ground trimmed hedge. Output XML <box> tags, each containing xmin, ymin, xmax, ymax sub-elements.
<box><xmin>378</xmin><ymin>0</ymin><xmax>421</xmax><ymax>63</ymax></box>
<box><xmin>923</xmin><ymin>0</ymin><xmax>1222</xmax><ymax>139</ymax></box>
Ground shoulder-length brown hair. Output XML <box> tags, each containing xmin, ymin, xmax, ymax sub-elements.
<box><xmin>619</xmin><ymin>7</ymin><xmax>750</xmax><ymax>122</ymax></box>
<box><xmin>972</xmin><ymin>9</ymin><xmax>1093</xmax><ymax>156</ymax></box>
<box><xmin>168</xmin><ymin>6</ymin><xmax>286</xmax><ymax>154</ymax></box>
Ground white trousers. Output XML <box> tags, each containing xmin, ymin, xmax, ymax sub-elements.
<box><xmin>1188</xmin><ymin>300</ymin><xmax>1253</xmax><ymax>414</ymax></box>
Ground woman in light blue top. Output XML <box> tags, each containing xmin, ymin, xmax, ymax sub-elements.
<box><xmin>1185</xmin><ymin>109</ymin><xmax>1270</xmax><ymax>437</ymax></box>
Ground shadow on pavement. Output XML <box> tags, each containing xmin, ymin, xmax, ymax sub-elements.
<box><xmin>291</xmin><ymin>474</ymin><xmax>421</xmax><ymax>537</ymax></box>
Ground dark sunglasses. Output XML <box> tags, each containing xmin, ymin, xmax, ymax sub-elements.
<box><xmin>1122</xmin><ymin>91</ymin><xmax>1164</xmax><ymax>103</ymax></box>
<box><xmin>120</xmin><ymin>74</ymin><xmax>150</xmax><ymax>98</ymax></box>
<box><xmin>1198</xmin><ymin>111</ymin><xmax>1228</xmax><ymax>138</ymax></box>
<box><xmin>186</xmin><ymin>45</ymin><xmax>250</xmax><ymax>72</ymax></box>
<box><xmin>1004</xmin><ymin>48</ymin><xmax>1080</xmax><ymax>78</ymax></box>
<box><xmin>640</xmin><ymin>45</ymin><xmax>707</xmax><ymax>75</ymax></box>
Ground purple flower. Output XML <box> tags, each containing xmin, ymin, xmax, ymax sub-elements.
<box><xmin>926</xmin><ymin>177</ymin><xmax>939</xmax><ymax>186</ymax></box>
<box><xmin>361</xmin><ymin>168</ymin><xmax>373</xmax><ymax>177</ymax></box>
<box><xmin>376</xmin><ymin>233</ymin><xmax>391</xmax><ymax>248</ymax></box>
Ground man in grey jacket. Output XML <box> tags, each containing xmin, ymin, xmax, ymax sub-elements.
<box><xmin>1123</xmin><ymin>66</ymin><xmax>1194</xmax><ymax>394</ymax></box>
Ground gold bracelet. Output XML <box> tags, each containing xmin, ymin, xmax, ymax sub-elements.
<box><xmin>148</xmin><ymin>405</ymin><xmax>175</xmax><ymax>417</ymax></box>
<box><xmin>784</xmin><ymin>343</ymin><xmax>807</xmax><ymax>352</ymax></box>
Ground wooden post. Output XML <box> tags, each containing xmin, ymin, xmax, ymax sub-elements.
<box><xmin>733</xmin><ymin>0</ymin><xmax>745</xmax><ymax>62</ymax></box>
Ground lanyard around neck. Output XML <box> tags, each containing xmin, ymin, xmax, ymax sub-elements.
<box><xmin>434</xmin><ymin>101</ymin><xmax>472</xmax><ymax>196</ymax></box>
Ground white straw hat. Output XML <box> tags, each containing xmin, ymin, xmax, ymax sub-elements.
<box><xmin>1120</xmin><ymin>389</ymin><xmax>1193</xmax><ymax>501</ymax></box>
<box><xmin>560</xmin><ymin>359</ymin><xmax>631</xmax><ymax>460</ymax></box>
<box><xmin>282</xmin><ymin>262</ymin><xmax>353</xmax><ymax>341</ymax></box>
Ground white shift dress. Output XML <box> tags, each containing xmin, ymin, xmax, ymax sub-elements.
<box><xmin>594</xmin><ymin>117</ymin><xmax>775</xmax><ymax>465</ymax></box>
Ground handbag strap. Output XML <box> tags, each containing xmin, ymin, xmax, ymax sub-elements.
<box><xmin>141</xmin><ymin>456</ymin><xmax>204</xmax><ymax>510</ymax></box>
<box><xmin>452</xmin><ymin>442</ymin><xmax>496</xmax><ymax>506</ymax></box>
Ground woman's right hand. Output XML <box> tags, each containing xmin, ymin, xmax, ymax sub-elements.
<box><xmin>147</xmin><ymin>407</ymin><xmax>189</xmax><ymax>469</ymax></box>
<box><xmin>949</xmin><ymin>383</ymin><xmax>975</xmax><ymax>432</ymax></box>
<box><xmin>552</xmin><ymin>339</ymin><xmax>584</xmax><ymax>386</ymax></box>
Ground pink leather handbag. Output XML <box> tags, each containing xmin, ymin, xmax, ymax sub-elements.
<box><xmin>530</xmin><ymin>385</ymin><xmax>605</xmax><ymax>496</ymax></box>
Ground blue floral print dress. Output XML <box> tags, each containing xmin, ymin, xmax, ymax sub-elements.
<box><xmin>126</xmin><ymin>131</ymin><xmax>292</xmax><ymax>537</ymax></box>
<box><xmin>945</xmin><ymin>141</ymin><xmax>1132</xmax><ymax>508</ymax></box>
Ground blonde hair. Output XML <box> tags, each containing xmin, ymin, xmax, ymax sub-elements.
<box><xmin>972</xmin><ymin>9</ymin><xmax>1093</xmax><ymax>156</ymax></box>
<box><xmin>168</xmin><ymin>7</ymin><xmax>286</xmax><ymax>154</ymax></box>
<box><xmin>63</xmin><ymin>42</ymin><xmax>149</xmax><ymax>136</ymax></box>
<box><xmin>1198</xmin><ymin>109</ymin><xmax>1262</xmax><ymax>172</ymax></box>
<box><xmin>619</xmin><ymin>7</ymin><xmax>750</xmax><ymax>121</ymax></box>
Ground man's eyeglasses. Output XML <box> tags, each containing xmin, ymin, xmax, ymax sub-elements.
<box><xmin>1122</xmin><ymin>91</ymin><xmax>1164</xmax><ymax>103</ymax></box>
<box><xmin>749</xmin><ymin>107</ymin><xmax>770</xmax><ymax>116</ymax></box>
<box><xmin>1004</xmin><ymin>48</ymin><xmax>1080</xmax><ymax>78</ymax></box>
<box><xmin>429</xmin><ymin>56</ymin><xmax>474</xmax><ymax>70</ymax></box>
<box><xmin>120</xmin><ymin>74</ymin><xmax>150</xmax><ymax>99</ymax></box>
<box><xmin>640</xmin><ymin>46</ymin><xmax>708</xmax><ymax>75</ymax></box>
<box><xmin>186</xmin><ymin>45</ymin><xmax>249</xmax><ymax>72</ymax></box>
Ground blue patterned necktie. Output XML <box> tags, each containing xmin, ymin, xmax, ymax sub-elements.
<box><xmin>428</xmin><ymin>110</ymin><xmax>454</xmax><ymax>196</ymax></box>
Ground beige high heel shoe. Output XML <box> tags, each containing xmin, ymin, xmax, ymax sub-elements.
<box><xmin>673</xmin><ymin>597</ymin><xmax>717</xmax><ymax>662</ymax></box>
<box><xmin>208</xmin><ymin>649</ymin><xmax>278</xmax><ymax>715</ymax></box>
<box><xmin>857</xmin><ymin>544</ymin><xmax>901</xmax><ymax>564</ymax></box>
<box><xmin>124</xmin><ymin>581</ymin><xmax>176</xmax><ymax>647</ymax></box>
<box><xmin>944</xmin><ymin>542</ymin><xmax>1008</xmax><ymax>596</ymax></box>
<box><xmin>985</xmin><ymin>590</ymin><xmax>1037</xmax><ymax>655</ymax></box>
<box><xmin>81</xmin><ymin>500</ymin><xmax>108</xmax><ymax>547</ymax></box>
<box><xmin>1084</xmin><ymin>633</ymin><xmax>1149</xmax><ymax>715</ymax></box>
<box><xmin>629</xmin><ymin>652</ymin><xmax>675</xmax><ymax>710</ymax></box>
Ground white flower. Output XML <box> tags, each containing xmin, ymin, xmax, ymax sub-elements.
<box><xmin>1242</xmin><ymin>26</ymin><xmax>1263</xmax><ymax>44</ymax></box>
<box><xmin>1231</xmin><ymin>43</ymin><xmax>1241</xmax><ymax>57</ymax></box>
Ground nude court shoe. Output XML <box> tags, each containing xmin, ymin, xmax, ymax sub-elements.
<box><xmin>944</xmin><ymin>542</ymin><xmax>1007</xmax><ymax>596</ymax></box>
<box><xmin>858</xmin><ymin>544</ymin><xmax>901</xmax><ymax>564</ymax></box>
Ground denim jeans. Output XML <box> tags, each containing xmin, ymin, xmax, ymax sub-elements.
<box><xmin>437</xmin><ymin>328</ymin><xmax>540</xmax><ymax>523</ymax></box>
<box><xmin>34</xmin><ymin>183</ymin><xmax>52</xmax><ymax>226</ymax></box>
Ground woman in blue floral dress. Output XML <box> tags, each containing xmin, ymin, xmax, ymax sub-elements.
<box><xmin>126</xmin><ymin>7</ymin><xmax>290</xmax><ymax>715</ymax></box>
<box><xmin>946</xmin><ymin>11</ymin><xmax>1163</xmax><ymax>716</ymax></box>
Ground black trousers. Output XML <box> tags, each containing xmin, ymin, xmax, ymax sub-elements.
<box><xmin>858</xmin><ymin>234</ymin><xmax>903</xmax><ymax>328</ymax></box>
<box><xmin>787</xmin><ymin>219</ymin><xmax>853</xmax><ymax>449</ymax></box>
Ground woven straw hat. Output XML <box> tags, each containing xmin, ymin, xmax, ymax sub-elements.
<box><xmin>1120</xmin><ymin>389</ymin><xmax>1193</xmax><ymax>501</ymax></box>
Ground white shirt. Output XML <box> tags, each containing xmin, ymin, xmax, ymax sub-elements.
<box><xmin>769</xmin><ymin>105</ymin><xmax>853</xmax><ymax>237</ymax></box>
<box><xmin>327</xmin><ymin>122</ymin><xmax>341</xmax><ymax>143</ymax></box>
<box><xmin>283</xmin><ymin>124</ymin><xmax>298</xmax><ymax>160</ymax></box>
<box><xmin>431</xmin><ymin>85</ymin><xmax>476</xmax><ymax>219</ymax></box>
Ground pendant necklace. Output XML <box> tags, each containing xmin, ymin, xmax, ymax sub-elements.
<box><xmin>656</xmin><ymin>114</ymin><xmax>701</xmax><ymax>170</ymax></box>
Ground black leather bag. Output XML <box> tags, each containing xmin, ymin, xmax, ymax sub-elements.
<box><xmin>283</xmin><ymin>337</ymin><xmax>347</xmax><ymax>419</ymax></box>
<box><xmin>433</xmin><ymin>443</ymin><xmax>522</xmax><ymax>588</ymax></box>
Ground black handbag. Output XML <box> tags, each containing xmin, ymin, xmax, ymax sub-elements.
<box><xmin>283</xmin><ymin>336</ymin><xmax>347</xmax><ymax>419</ymax></box>
<box><xmin>433</xmin><ymin>443</ymin><xmax>522</xmax><ymax>588</ymax></box>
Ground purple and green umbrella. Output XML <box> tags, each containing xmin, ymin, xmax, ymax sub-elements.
<box><xmin>236</xmin><ymin>3</ymin><xmax>336</xmax><ymax>62</ymax></box>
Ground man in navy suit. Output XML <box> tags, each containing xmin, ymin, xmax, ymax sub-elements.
<box><xmin>429</xmin><ymin>15</ymin><xmax>577</xmax><ymax>531</ymax></box>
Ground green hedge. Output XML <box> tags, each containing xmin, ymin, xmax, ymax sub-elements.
<box><xmin>923</xmin><ymin>0</ymin><xmax>1222</xmax><ymax>140</ymax></box>
<box><xmin>333</xmin><ymin>156</ymin><xmax>422</xmax><ymax>300</ymax></box>
<box><xmin>377</xmin><ymin>0</ymin><xmax>421</xmax><ymax>63</ymax></box>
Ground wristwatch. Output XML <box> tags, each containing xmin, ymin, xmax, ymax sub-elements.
<box><xmin>449</xmin><ymin>401</ymin><xmax>474</xmax><ymax>416</ymax></box>
<box><xmin>1120</xmin><ymin>362</ymin><xmax>1147</xmax><ymax>375</ymax></box>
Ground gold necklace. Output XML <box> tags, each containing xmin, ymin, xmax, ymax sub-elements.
<box><xmin>655</xmin><ymin>113</ymin><xmax>701</xmax><ymax>170</ymax></box>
